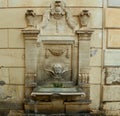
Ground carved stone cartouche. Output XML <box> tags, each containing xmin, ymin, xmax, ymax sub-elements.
<box><xmin>50</xmin><ymin>0</ymin><xmax>66</xmax><ymax>20</ymax></box>
<box><xmin>24</xmin><ymin>0</ymin><xmax>78</xmax><ymax>32</ymax></box>
<box><xmin>41</xmin><ymin>0</ymin><xmax>78</xmax><ymax>31</ymax></box>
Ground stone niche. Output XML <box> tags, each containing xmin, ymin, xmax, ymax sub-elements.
<box><xmin>22</xmin><ymin>0</ymin><xmax>93</xmax><ymax>114</ymax></box>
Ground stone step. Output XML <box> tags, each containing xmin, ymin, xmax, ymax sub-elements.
<box><xmin>23</xmin><ymin>113</ymin><xmax>91</xmax><ymax>116</ymax></box>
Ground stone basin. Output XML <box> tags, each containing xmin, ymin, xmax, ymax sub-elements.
<box><xmin>31</xmin><ymin>86</ymin><xmax>86</xmax><ymax>96</ymax></box>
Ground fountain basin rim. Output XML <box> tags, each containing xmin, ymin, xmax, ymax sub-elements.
<box><xmin>31</xmin><ymin>92</ymin><xmax>85</xmax><ymax>96</ymax></box>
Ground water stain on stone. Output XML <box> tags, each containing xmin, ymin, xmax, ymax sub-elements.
<box><xmin>0</xmin><ymin>81</ymin><xmax>5</xmax><ymax>86</ymax></box>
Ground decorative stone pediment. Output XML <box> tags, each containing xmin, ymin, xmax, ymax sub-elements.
<box><xmin>24</xmin><ymin>0</ymin><xmax>79</xmax><ymax>34</ymax></box>
<box><xmin>39</xmin><ymin>0</ymin><xmax>78</xmax><ymax>34</ymax></box>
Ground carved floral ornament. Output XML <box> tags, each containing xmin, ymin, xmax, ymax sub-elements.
<box><xmin>45</xmin><ymin>48</ymin><xmax>69</xmax><ymax>58</ymax></box>
<box><xmin>24</xmin><ymin>0</ymin><xmax>91</xmax><ymax>31</ymax></box>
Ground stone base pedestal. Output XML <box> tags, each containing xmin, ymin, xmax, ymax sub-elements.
<box><xmin>65</xmin><ymin>101</ymin><xmax>91</xmax><ymax>113</ymax></box>
<box><xmin>24</xmin><ymin>100</ymin><xmax>91</xmax><ymax>114</ymax></box>
<box><xmin>8</xmin><ymin>110</ymin><xmax>24</xmax><ymax>116</ymax></box>
<box><xmin>25</xmin><ymin>102</ymin><xmax>53</xmax><ymax>114</ymax></box>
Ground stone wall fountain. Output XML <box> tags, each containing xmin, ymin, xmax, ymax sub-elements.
<box><xmin>22</xmin><ymin>0</ymin><xmax>93</xmax><ymax>115</ymax></box>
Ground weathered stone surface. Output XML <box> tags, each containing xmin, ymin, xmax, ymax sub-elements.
<box><xmin>103</xmin><ymin>102</ymin><xmax>120</xmax><ymax>116</ymax></box>
<box><xmin>0</xmin><ymin>103</ymin><xmax>23</xmax><ymax>110</ymax></box>
<box><xmin>104</xmin><ymin>50</ymin><xmax>120</xmax><ymax>66</ymax></box>
<box><xmin>108</xmin><ymin>0</ymin><xmax>120</xmax><ymax>7</ymax></box>
<box><xmin>0</xmin><ymin>0</ymin><xmax>7</xmax><ymax>7</ymax></box>
<box><xmin>9</xmin><ymin>68</ymin><xmax>25</xmax><ymax>85</ymax></box>
<box><xmin>90</xmin><ymin>85</ymin><xmax>100</xmax><ymax>109</ymax></box>
<box><xmin>24</xmin><ymin>103</ymin><xmax>53</xmax><ymax>113</ymax></box>
<box><xmin>65</xmin><ymin>103</ymin><xmax>90</xmax><ymax>113</ymax></box>
<box><xmin>0</xmin><ymin>85</ymin><xmax>24</xmax><ymax>102</ymax></box>
<box><xmin>8</xmin><ymin>29</ymin><xmax>24</xmax><ymax>48</ymax></box>
<box><xmin>105</xmin><ymin>67</ymin><xmax>120</xmax><ymax>85</ymax></box>
<box><xmin>103</xmin><ymin>86</ymin><xmax>120</xmax><ymax>101</ymax></box>
<box><xmin>103</xmin><ymin>102</ymin><xmax>120</xmax><ymax>111</ymax></box>
<box><xmin>90</xmin><ymin>49</ymin><xmax>101</xmax><ymax>66</ymax></box>
<box><xmin>89</xmin><ymin>67</ymin><xmax>101</xmax><ymax>84</ymax></box>
<box><xmin>0</xmin><ymin>49</ymin><xmax>24</xmax><ymax>67</ymax></box>
<box><xmin>25</xmin><ymin>40</ymin><xmax>37</xmax><ymax>73</ymax></box>
<box><xmin>8</xmin><ymin>110</ymin><xmax>24</xmax><ymax>116</ymax></box>
<box><xmin>79</xmin><ymin>41</ymin><xmax>90</xmax><ymax>68</ymax></box>
<box><xmin>0</xmin><ymin>68</ymin><xmax>9</xmax><ymax>84</ymax></box>
<box><xmin>107</xmin><ymin>29</ymin><xmax>120</xmax><ymax>48</ymax></box>
<box><xmin>52</xmin><ymin>99</ymin><xmax>64</xmax><ymax>113</ymax></box>
<box><xmin>0</xmin><ymin>29</ymin><xmax>8</xmax><ymax>48</ymax></box>
<box><xmin>8</xmin><ymin>0</ymin><xmax>102</xmax><ymax>7</ymax></box>
<box><xmin>105</xmin><ymin>8</ymin><xmax>120</xmax><ymax>28</ymax></box>
<box><xmin>105</xmin><ymin>110</ymin><xmax>120</xmax><ymax>116</ymax></box>
<box><xmin>0</xmin><ymin>81</ymin><xmax>6</xmax><ymax>86</ymax></box>
<box><xmin>91</xmin><ymin>30</ymin><xmax>102</xmax><ymax>48</ymax></box>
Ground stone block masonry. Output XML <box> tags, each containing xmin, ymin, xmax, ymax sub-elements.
<box><xmin>0</xmin><ymin>0</ymin><xmax>119</xmax><ymax>116</ymax></box>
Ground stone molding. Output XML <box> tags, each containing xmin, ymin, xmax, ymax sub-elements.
<box><xmin>76</xmin><ymin>29</ymin><xmax>94</xmax><ymax>40</ymax></box>
<box><xmin>22</xmin><ymin>28</ymin><xmax>40</xmax><ymax>40</ymax></box>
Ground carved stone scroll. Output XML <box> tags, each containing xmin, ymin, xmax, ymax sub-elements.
<box><xmin>79</xmin><ymin>73</ymin><xmax>89</xmax><ymax>84</ymax></box>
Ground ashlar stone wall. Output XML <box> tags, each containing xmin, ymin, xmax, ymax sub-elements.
<box><xmin>0</xmin><ymin>0</ymin><xmax>120</xmax><ymax>115</ymax></box>
<box><xmin>102</xmin><ymin>0</ymin><xmax>120</xmax><ymax>115</ymax></box>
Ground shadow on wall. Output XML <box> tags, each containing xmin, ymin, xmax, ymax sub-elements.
<box><xmin>0</xmin><ymin>110</ymin><xmax>9</xmax><ymax>116</ymax></box>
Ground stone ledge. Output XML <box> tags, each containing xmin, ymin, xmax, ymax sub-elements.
<box><xmin>22</xmin><ymin>28</ymin><xmax>40</xmax><ymax>39</ymax></box>
<box><xmin>23</xmin><ymin>113</ymin><xmax>91</xmax><ymax>116</ymax></box>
